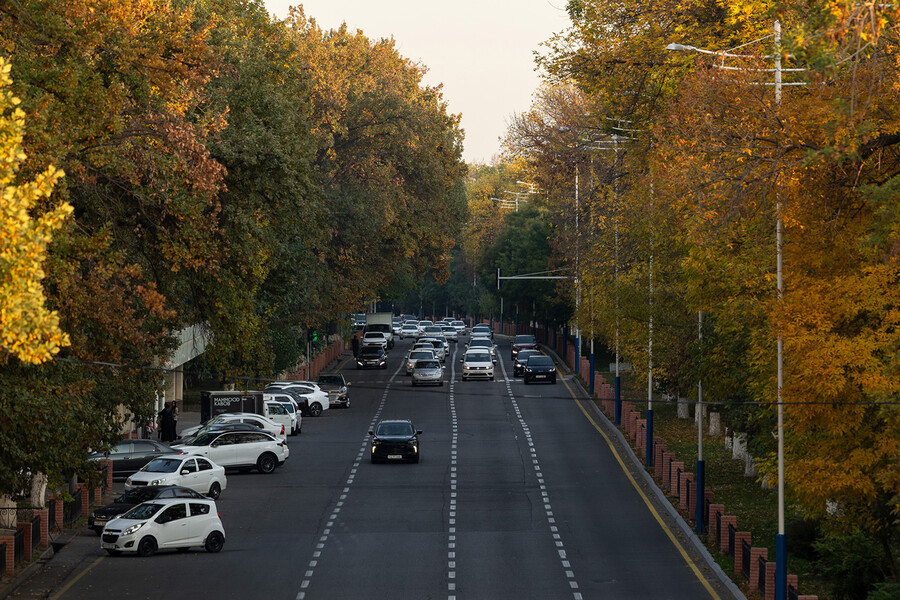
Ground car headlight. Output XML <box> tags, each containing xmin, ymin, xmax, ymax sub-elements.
<box><xmin>149</xmin><ymin>479</ymin><xmax>165</xmax><ymax>486</ymax></box>
<box><xmin>122</xmin><ymin>522</ymin><xmax>144</xmax><ymax>536</ymax></box>
<box><xmin>357</xmin><ymin>360</ymin><xmax>363</xmax><ymax>365</ymax></box>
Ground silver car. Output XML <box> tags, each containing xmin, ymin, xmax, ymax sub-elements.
<box><xmin>441</xmin><ymin>325</ymin><xmax>458</xmax><ymax>343</ymax></box>
<box><xmin>411</xmin><ymin>359</ymin><xmax>444</xmax><ymax>386</ymax></box>
<box><xmin>406</xmin><ymin>349</ymin><xmax>436</xmax><ymax>374</ymax></box>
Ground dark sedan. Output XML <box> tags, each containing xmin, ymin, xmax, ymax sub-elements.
<box><xmin>513</xmin><ymin>349</ymin><xmax>542</xmax><ymax>377</ymax></box>
<box><xmin>90</xmin><ymin>439</ymin><xmax>182</xmax><ymax>478</ymax></box>
<box><xmin>369</xmin><ymin>420</ymin><xmax>421</xmax><ymax>463</ymax></box>
<box><xmin>356</xmin><ymin>346</ymin><xmax>388</xmax><ymax>369</ymax></box>
<box><xmin>512</xmin><ymin>334</ymin><xmax>538</xmax><ymax>359</ymax></box>
<box><xmin>88</xmin><ymin>485</ymin><xmax>205</xmax><ymax>534</ymax></box>
<box><xmin>523</xmin><ymin>355</ymin><xmax>557</xmax><ymax>384</ymax></box>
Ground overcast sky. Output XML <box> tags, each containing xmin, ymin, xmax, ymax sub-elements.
<box><xmin>263</xmin><ymin>1</ymin><xmax>572</xmax><ymax>164</ymax></box>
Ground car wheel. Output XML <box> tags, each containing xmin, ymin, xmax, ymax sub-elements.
<box><xmin>551</xmin><ymin>376</ymin><xmax>557</xmax><ymax>384</ymax></box>
<box><xmin>344</xmin><ymin>400</ymin><xmax>350</xmax><ymax>409</ymax></box>
<box><xmin>207</xmin><ymin>481</ymin><xmax>222</xmax><ymax>499</ymax></box>
<box><xmin>309</xmin><ymin>403</ymin><xmax>323</xmax><ymax>417</ymax></box>
<box><xmin>205</xmin><ymin>531</ymin><xmax>225</xmax><ymax>553</ymax></box>
<box><xmin>106</xmin><ymin>549</ymin><xmax>122</xmax><ymax>556</ymax></box>
<box><xmin>137</xmin><ymin>536</ymin><xmax>157</xmax><ymax>557</ymax></box>
<box><xmin>411</xmin><ymin>453</ymin><xmax>420</xmax><ymax>464</ymax></box>
<box><xmin>524</xmin><ymin>378</ymin><xmax>531</xmax><ymax>385</ymax></box>
<box><xmin>370</xmin><ymin>454</ymin><xmax>379</xmax><ymax>464</ymax></box>
<box><xmin>257</xmin><ymin>453</ymin><xmax>277</xmax><ymax>474</ymax></box>
<box><xmin>490</xmin><ymin>375</ymin><xmax>495</xmax><ymax>381</ymax></box>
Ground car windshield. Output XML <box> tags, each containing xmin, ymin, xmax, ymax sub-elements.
<box><xmin>470</xmin><ymin>340</ymin><xmax>490</xmax><ymax>347</ymax></box>
<box><xmin>515</xmin><ymin>335</ymin><xmax>536</xmax><ymax>344</ymax></box>
<box><xmin>115</xmin><ymin>487</ymin><xmax>162</xmax><ymax>504</ymax></box>
<box><xmin>359</xmin><ymin>348</ymin><xmax>382</xmax><ymax>357</ymax></box>
<box><xmin>452</xmin><ymin>321</ymin><xmax>464</xmax><ymax>326</ymax></box>
<box><xmin>416</xmin><ymin>360</ymin><xmax>440</xmax><ymax>369</ymax></box>
<box><xmin>317</xmin><ymin>375</ymin><xmax>343</xmax><ymax>385</ymax></box>
<box><xmin>467</xmin><ymin>352</ymin><xmax>491</xmax><ymax>363</ymax></box>
<box><xmin>376</xmin><ymin>422</ymin><xmax>414</xmax><ymax>437</ymax></box>
<box><xmin>365</xmin><ymin>333</ymin><xmax>384</xmax><ymax>339</ymax></box>
<box><xmin>121</xmin><ymin>502</ymin><xmax>164</xmax><ymax>520</ymax></box>
<box><xmin>410</xmin><ymin>351</ymin><xmax>432</xmax><ymax>359</ymax></box>
<box><xmin>517</xmin><ymin>350</ymin><xmax>540</xmax><ymax>362</ymax></box>
<box><xmin>141</xmin><ymin>458</ymin><xmax>182</xmax><ymax>473</ymax></box>
<box><xmin>528</xmin><ymin>356</ymin><xmax>554</xmax><ymax>366</ymax></box>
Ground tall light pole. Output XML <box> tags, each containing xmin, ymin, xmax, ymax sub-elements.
<box><xmin>666</xmin><ymin>21</ymin><xmax>796</xmax><ymax>599</ymax></box>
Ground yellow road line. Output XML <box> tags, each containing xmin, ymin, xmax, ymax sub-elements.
<box><xmin>560</xmin><ymin>376</ymin><xmax>722</xmax><ymax>600</ymax></box>
<box><xmin>49</xmin><ymin>555</ymin><xmax>104</xmax><ymax>600</ymax></box>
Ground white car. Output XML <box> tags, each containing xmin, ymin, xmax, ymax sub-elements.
<box><xmin>400</xmin><ymin>323</ymin><xmax>419</xmax><ymax>339</ymax></box>
<box><xmin>406</xmin><ymin>349</ymin><xmax>436</xmax><ymax>374</ymax></box>
<box><xmin>179</xmin><ymin>413</ymin><xmax>286</xmax><ymax>441</ymax></box>
<box><xmin>416</xmin><ymin>320</ymin><xmax>433</xmax><ymax>335</ymax></box>
<box><xmin>266</xmin><ymin>382</ymin><xmax>330</xmax><ymax>417</ymax></box>
<box><xmin>174</xmin><ymin>430</ymin><xmax>289</xmax><ymax>474</ymax></box>
<box><xmin>461</xmin><ymin>349</ymin><xmax>494</xmax><ymax>381</ymax></box>
<box><xmin>125</xmin><ymin>455</ymin><xmax>227</xmax><ymax>499</ymax></box>
<box><xmin>472</xmin><ymin>324</ymin><xmax>493</xmax><ymax>339</ymax></box>
<box><xmin>467</xmin><ymin>337</ymin><xmax>497</xmax><ymax>362</ymax></box>
<box><xmin>264</xmin><ymin>392</ymin><xmax>303</xmax><ymax>435</ymax></box>
<box><xmin>451</xmin><ymin>320</ymin><xmax>466</xmax><ymax>336</ymax></box>
<box><xmin>392</xmin><ymin>320</ymin><xmax>403</xmax><ymax>336</ymax></box>
<box><xmin>418</xmin><ymin>338</ymin><xmax>446</xmax><ymax>362</ymax></box>
<box><xmin>441</xmin><ymin>325</ymin><xmax>458</xmax><ymax>343</ymax></box>
<box><xmin>362</xmin><ymin>331</ymin><xmax>388</xmax><ymax>349</ymax></box>
<box><xmin>101</xmin><ymin>497</ymin><xmax>225</xmax><ymax>556</ymax></box>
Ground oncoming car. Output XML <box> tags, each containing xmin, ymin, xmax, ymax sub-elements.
<box><xmin>369</xmin><ymin>420</ymin><xmax>421</xmax><ymax>463</ymax></box>
<box><xmin>406</xmin><ymin>349</ymin><xmax>436</xmax><ymax>374</ymax></box>
<box><xmin>523</xmin><ymin>354</ymin><xmax>557</xmax><ymax>384</ymax></box>
<box><xmin>411</xmin><ymin>359</ymin><xmax>443</xmax><ymax>386</ymax></box>
<box><xmin>461</xmin><ymin>349</ymin><xmax>494</xmax><ymax>381</ymax></box>
<box><xmin>101</xmin><ymin>497</ymin><xmax>225</xmax><ymax>556</ymax></box>
<box><xmin>357</xmin><ymin>346</ymin><xmax>388</xmax><ymax>369</ymax></box>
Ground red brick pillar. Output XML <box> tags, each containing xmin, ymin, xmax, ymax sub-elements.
<box><xmin>34</xmin><ymin>508</ymin><xmax>49</xmax><ymax>547</ymax></box>
<box><xmin>733</xmin><ymin>532</ymin><xmax>751</xmax><ymax>574</ymax></box>
<box><xmin>635</xmin><ymin>419</ymin><xmax>646</xmax><ymax>453</ymax></box>
<box><xmin>765</xmin><ymin>561</ymin><xmax>776</xmax><ymax>600</ymax></box>
<box><xmin>788</xmin><ymin>574</ymin><xmax>799</xmax><ymax>596</ymax></box>
<box><xmin>749</xmin><ymin>547</ymin><xmax>768</xmax><ymax>592</ymax></box>
<box><xmin>17</xmin><ymin>522</ymin><xmax>32</xmax><ymax>562</ymax></box>
<box><xmin>77</xmin><ymin>483</ymin><xmax>89</xmax><ymax>518</ymax></box>
<box><xmin>680</xmin><ymin>473</ymin><xmax>694</xmax><ymax>511</ymax></box>
<box><xmin>48</xmin><ymin>494</ymin><xmax>63</xmax><ymax>532</ymax></box>
<box><xmin>654</xmin><ymin>443</ymin><xmax>667</xmax><ymax>478</ymax></box>
<box><xmin>719</xmin><ymin>515</ymin><xmax>737</xmax><ymax>550</ymax></box>
<box><xmin>670</xmin><ymin>461</ymin><xmax>685</xmax><ymax>497</ymax></box>
<box><xmin>0</xmin><ymin>532</ymin><xmax>14</xmax><ymax>574</ymax></box>
<box><xmin>105</xmin><ymin>459</ymin><xmax>114</xmax><ymax>491</ymax></box>
<box><xmin>662</xmin><ymin>453</ymin><xmax>676</xmax><ymax>490</ymax></box>
<box><xmin>708</xmin><ymin>504</ymin><xmax>724</xmax><ymax>544</ymax></box>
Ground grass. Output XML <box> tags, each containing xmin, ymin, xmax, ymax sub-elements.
<box><xmin>601</xmin><ymin>378</ymin><xmax>832</xmax><ymax>599</ymax></box>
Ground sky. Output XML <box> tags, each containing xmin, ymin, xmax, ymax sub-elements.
<box><xmin>262</xmin><ymin>1</ymin><xmax>573</xmax><ymax>164</ymax></box>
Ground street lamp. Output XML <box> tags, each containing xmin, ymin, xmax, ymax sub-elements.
<box><xmin>666</xmin><ymin>21</ymin><xmax>796</xmax><ymax>600</ymax></box>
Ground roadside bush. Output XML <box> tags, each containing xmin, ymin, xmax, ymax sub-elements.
<box><xmin>814</xmin><ymin>529</ymin><xmax>888</xmax><ymax>600</ymax></box>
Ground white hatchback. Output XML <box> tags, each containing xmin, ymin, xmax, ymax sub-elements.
<box><xmin>125</xmin><ymin>455</ymin><xmax>227</xmax><ymax>500</ymax></box>
<box><xmin>101</xmin><ymin>497</ymin><xmax>225</xmax><ymax>556</ymax></box>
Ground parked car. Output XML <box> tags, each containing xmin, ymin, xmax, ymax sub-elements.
<box><xmin>513</xmin><ymin>349</ymin><xmax>542</xmax><ymax>377</ymax></box>
<box><xmin>472</xmin><ymin>324</ymin><xmax>493</xmax><ymax>339</ymax></box>
<box><xmin>461</xmin><ymin>349</ymin><xmax>494</xmax><ymax>381</ymax></box>
<box><xmin>400</xmin><ymin>323</ymin><xmax>419</xmax><ymax>339</ymax></box>
<box><xmin>179</xmin><ymin>413</ymin><xmax>285</xmax><ymax>441</ymax></box>
<box><xmin>369</xmin><ymin>420</ymin><xmax>421</xmax><ymax>463</ymax></box>
<box><xmin>89</xmin><ymin>485</ymin><xmax>205</xmax><ymax>535</ymax></box>
<box><xmin>264</xmin><ymin>392</ymin><xmax>302</xmax><ymax>434</ymax></box>
<box><xmin>173</xmin><ymin>430</ymin><xmax>289</xmax><ymax>474</ymax></box>
<box><xmin>100</xmin><ymin>497</ymin><xmax>225</xmax><ymax>556</ymax></box>
<box><xmin>174</xmin><ymin>423</ymin><xmax>266</xmax><ymax>446</ymax></box>
<box><xmin>316</xmin><ymin>373</ymin><xmax>350</xmax><ymax>408</ymax></box>
<box><xmin>362</xmin><ymin>331</ymin><xmax>388</xmax><ymax>349</ymax></box>
<box><xmin>90</xmin><ymin>440</ymin><xmax>182</xmax><ymax>478</ymax></box>
<box><xmin>125</xmin><ymin>455</ymin><xmax>227</xmax><ymax>500</ymax></box>
<box><xmin>265</xmin><ymin>382</ymin><xmax>330</xmax><ymax>417</ymax></box>
<box><xmin>523</xmin><ymin>354</ymin><xmax>557</xmax><ymax>384</ymax></box>
<box><xmin>412</xmin><ymin>359</ymin><xmax>444</xmax><ymax>386</ymax></box>
<box><xmin>512</xmin><ymin>334</ymin><xmax>538</xmax><ymax>359</ymax></box>
<box><xmin>357</xmin><ymin>346</ymin><xmax>388</xmax><ymax>369</ymax></box>
<box><xmin>406</xmin><ymin>349</ymin><xmax>436</xmax><ymax>374</ymax></box>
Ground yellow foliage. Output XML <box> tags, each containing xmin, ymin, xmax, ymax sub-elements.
<box><xmin>0</xmin><ymin>57</ymin><xmax>72</xmax><ymax>364</ymax></box>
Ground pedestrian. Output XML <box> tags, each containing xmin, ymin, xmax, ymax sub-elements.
<box><xmin>352</xmin><ymin>334</ymin><xmax>360</xmax><ymax>358</ymax></box>
<box><xmin>171</xmin><ymin>400</ymin><xmax>179</xmax><ymax>432</ymax></box>
<box><xmin>158</xmin><ymin>402</ymin><xmax>176</xmax><ymax>443</ymax></box>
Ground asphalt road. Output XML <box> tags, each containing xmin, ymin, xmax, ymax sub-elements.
<box><xmin>16</xmin><ymin>335</ymin><xmax>728</xmax><ymax>600</ymax></box>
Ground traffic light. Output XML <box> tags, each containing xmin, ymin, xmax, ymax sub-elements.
<box><xmin>307</xmin><ymin>329</ymin><xmax>318</xmax><ymax>343</ymax></box>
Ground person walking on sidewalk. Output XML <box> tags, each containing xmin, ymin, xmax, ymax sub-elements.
<box><xmin>158</xmin><ymin>402</ymin><xmax>176</xmax><ymax>443</ymax></box>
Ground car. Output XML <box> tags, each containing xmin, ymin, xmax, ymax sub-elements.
<box><xmin>472</xmin><ymin>324</ymin><xmax>493</xmax><ymax>339</ymax></box>
<box><xmin>421</xmin><ymin>325</ymin><xmax>445</xmax><ymax>339</ymax></box>
<box><xmin>441</xmin><ymin>325</ymin><xmax>458</xmax><ymax>342</ymax></box>
<box><xmin>416</xmin><ymin>320</ymin><xmax>433</xmax><ymax>334</ymax></box>
<box><xmin>369</xmin><ymin>420</ymin><xmax>421</xmax><ymax>463</ymax></box>
<box><xmin>89</xmin><ymin>440</ymin><xmax>183</xmax><ymax>478</ymax></box>
<box><xmin>316</xmin><ymin>373</ymin><xmax>350</xmax><ymax>408</ymax></box>
<box><xmin>392</xmin><ymin>318</ymin><xmax>403</xmax><ymax>336</ymax></box>
<box><xmin>100</xmin><ymin>497</ymin><xmax>225</xmax><ymax>556</ymax></box>
<box><xmin>356</xmin><ymin>346</ymin><xmax>388</xmax><ymax>369</ymax></box>
<box><xmin>467</xmin><ymin>337</ymin><xmax>496</xmax><ymax>362</ymax></box>
<box><xmin>512</xmin><ymin>334</ymin><xmax>538</xmax><ymax>359</ymax></box>
<box><xmin>173</xmin><ymin>430</ymin><xmax>289</xmax><ymax>474</ymax></box>
<box><xmin>406</xmin><ymin>348</ymin><xmax>436</xmax><ymax>374</ymax></box>
<box><xmin>451</xmin><ymin>320</ymin><xmax>466</xmax><ymax>336</ymax></box>
<box><xmin>264</xmin><ymin>392</ymin><xmax>303</xmax><ymax>435</ymax></box>
<box><xmin>411</xmin><ymin>359</ymin><xmax>444</xmax><ymax>386</ymax></box>
<box><xmin>362</xmin><ymin>331</ymin><xmax>388</xmax><ymax>349</ymax></box>
<box><xmin>400</xmin><ymin>323</ymin><xmax>419</xmax><ymax>339</ymax></box>
<box><xmin>174</xmin><ymin>423</ymin><xmax>267</xmax><ymax>445</ymax></box>
<box><xmin>513</xmin><ymin>349</ymin><xmax>542</xmax><ymax>377</ymax></box>
<box><xmin>419</xmin><ymin>338</ymin><xmax>446</xmax><ymax>362</ymax></box>
<box><xmin>125</xmin><ymin>455</ymin><xmax>227</xmax><ymax>500</ymax></box>
<box><xmin>523</xmin><ymin>354</ymin><xmax>557</xmax><ymax>384</ymax></box>
<box><xmin>179</xmin><ymin>413</ymin><xmax>285</xmax><ymax>441</ymax></box>
<box><xmin>461</xmin><ymin>349</ymin><xmax>494</xmax><ymax>381</ymax></box>
<box><xmin>89</xmin><ymin>486</ymin><xmax>206</xmax><ymax>535</ymax></box>
<box><xmin>265</xmin><ymin>383</ymin><xmax>330</xmax><ymax>417</ymax></box>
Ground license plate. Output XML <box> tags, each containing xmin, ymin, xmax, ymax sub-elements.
<box><xmin>388</xmin><ymin>454</ymin><xmax>402</xmax><ymax>460</ymax></box>
<box><xmin>535</xmin><ymin>375</ymin><xmax>546</xmax><ymax>379</ymax></box>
